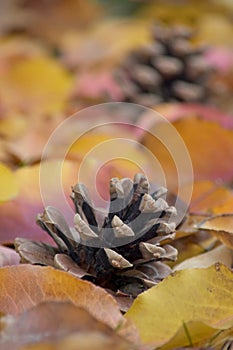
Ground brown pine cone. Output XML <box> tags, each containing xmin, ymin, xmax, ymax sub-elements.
<box><xmin>115</xmin><ymin>24</ymin><xmax>213</xmax><ymax>107</ymax></box>
<box><xmin>15</xmin><ymin>173</ymin><xmax>178</xmax><ymax>296</ymax></box>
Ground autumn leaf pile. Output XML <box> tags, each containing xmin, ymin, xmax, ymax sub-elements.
<box><xmin>0</xmin><ymin>1</ymin><xmax>233</xmax><ymax>349</ymax></box>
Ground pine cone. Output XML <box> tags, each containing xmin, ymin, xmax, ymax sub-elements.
<box><xmin>15</xmin><ymin>174</ymin><xmax>178</xmax><ymax>296</ymax></box>
<box><xmin>115</xmin><ymin>24</ymin><xmax>213</xmax><ymax>107</ymax></box>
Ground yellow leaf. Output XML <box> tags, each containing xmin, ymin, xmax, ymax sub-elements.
<box><xmin>0</xmin><ymin>57</ymin><xmax>72</xmax><ymax>114</ymax></box>
<box><xmin>0</xmin><ymin>163</ymin><xmax>18</xmax><ymax>202</ymax></box>
<box><xmin>0</xmin><ymin>113</ymin><xmax>27</xmax><ymax>139</ymax></box>
<box><xmin>197</xmin><ymin>15</ymin><xmax>233</xmax><ymax>46</ymax></box>
<box><xmin>161</xmin><ymin>320</ymin><xmax>218</xmax><ymax>350</ymax></box>
<box><xmin>126</xmin><ymin>264</ymin><xmax>233</xmax><ymax>347</ymax></box>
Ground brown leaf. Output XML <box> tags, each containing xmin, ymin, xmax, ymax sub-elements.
<box><xmin>0</xmin><ymin>265</ymin><xmax>124</xmax><ymax>330</ymax></box>
<box><xmin>0</xmin><ymin>301</ymin><xmax>132</xmax><ymax>350</ymax></box>
<box><xmin>24</xmin><ymin>0</ymin><xmax>101</xmax><ymax>44</ymax></box>
<box><xmin>198</xmin><ymin>214</ymin><xmax>233</xmax><ymax>250</ymax></box>
<box><xmin>173</xmin><ymin>244</ymin><xmax>233</xmax><ymax>271</ymax></box>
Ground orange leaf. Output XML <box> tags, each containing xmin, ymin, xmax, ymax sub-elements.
<box><xmin>0</xmin><ymin>265</ymin><xmax>123</xmax><ymax>329</ymax></box>
<box><xmin>66</xmin><ymin>131</ymin><xmax>154</xmax><ymax>203</ymax></box>
<box><xmin>180</xmin><ymin>180</ymin><xmax>233</xmax><ymax>214</ymax></box>
<box><xmin>142</xmin><ymin>104</ymin><xmax>233</xmax><ymax>189</ymax></box>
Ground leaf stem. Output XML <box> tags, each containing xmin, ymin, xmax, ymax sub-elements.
<box><xmin>182</xmin><ymin>321</ymin><xmax>193</xmax><ymax>347</ymax></box>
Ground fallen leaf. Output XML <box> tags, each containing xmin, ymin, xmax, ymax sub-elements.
<box><xmin>153</xmin><ymin>103</ymin><xmax>233</xmax><ymax>128</ymax></box>
<box><xmin>0</xmin><ymin>56</ymin><xmax>72</xmax><ymax>114</ymax></box>
<box><xmin>126</xmin><ymin>264</ymin><xmax>233</xmax><ymax>347</ymax></box>
<box><xmin>209</xmin><ymin>326</ymin><xmax>233</xmax><ymax>350</ymax></box>
<box><xmin>198</xmin><ymin>214</ymin><xmax>233</xmax><ymax>249</ymax></box>
<box><xmin>24</xmin><ymin>0</ymin><xmax>101</xmax><ymax>44</ymax></box>
<box><xmin>61</xmin><ymin>19</ymin><xmax>151</xmax><ymax>69</ymax></box>
<box><xmin>213</xmin><ymin>195</ymin><xmax>233</xmax><ymax>215</ymax></box>
<box><xmin>166</xmin><ymin>214</ymin><xmax>213</xmax><ymax>267</ymax></box>
<box><xmin>204</xmin><ymin>47</ymin><xmax>233</xmax><ymax>73</ymax></box>
<box><xmin>197</xmin><ymin>14</ymin><xmax>233</xmax><ymax>46</ymax></box>
<box><xmin>0</xmin><ymin>0</ymin><xmax>30</xmax><ymax>34</ymax></box>
<box><xmin>170</xmin><ymin>243</ymin><xmax>205</xmax><ymax>269</ymax></box>
<box><xmin>66</xmin><ymin>130</ymin><xmax>155</xmax><ymax>204</ymax></box>
<box><xmin>141</xmin><ymin>104</ymin><xmax>233</xmax><ymax>189</ymax></box>
<box><xmin>0</xmin><ymin>160</ymin><xmax>79</xmax><ymax>244</ymax></box>
<box><xmin>0</xmin><ymin>35</ymin><xmax>46</xmax><ymax>74</ymax></box>
<box><xmin>3</xmin><ymin>113</ymin><xmax>65</xmax><ymax>165</ymax></box>
<box><xmin>160</xmin><ymin>320</ymin><xmax>219</xmax><ymax>350</ymax></box>
<box><xmin>0</xmin><ymin>163</ymin><xmax>18</xmax><ymax>201</ymax></box>
<box><xmin>0</xmin><ymin>265</ymin><xmax>123</xmax><ymax>329</ymax></box>
<box><xmin>173</xmin><ymin>244</ymin><xmax>233</xmax><ymax>271</ymax></box>
<box><xmin>0</xmin><ymin>301</ymin><xmax>132</xmax><ymax>350</ymax></box>
<box><xmin>180</xmin><ymin>181</ymin><xmax>233</xmax><ymax>215</ymax></box>
<box><xmin>21</xmin><ymin>333</ymin><xmax>132</xmax><ymax>350</ymax></box>
<box><xmin>0</xmin><ymin>113</ymin><xmax>27</xmax><ymax>140</ymax></box>
<box><xmin>139</xmin><ymin>0</ymin><xmax>230</xmax><ymax>28</ymax></box>
<box><xmin>72</xmin><ymin>70</ymin><xmax>123</xmax><ymax>102</ymax></box>
<box><xmin>0</xmin><ymin>246</ymin><xmax>20</xmax><ymax>267</ymax></box>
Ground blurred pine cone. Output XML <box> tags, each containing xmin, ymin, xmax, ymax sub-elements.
<box><xmin>115</xmin><ymin>24</ymin><xmax>213</xmax><ymax>107</ymax></box>
<box><xmin>15</xmin><ymin>174</ymin><xmax>177</xmax><ymax>296</ymax></box>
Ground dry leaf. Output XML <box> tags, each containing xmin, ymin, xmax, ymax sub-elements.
<box><xmin>0</xmin><ymin>163</ymin><xmax>18</xmax><ymax>202</ymax></box>
<box><xmin>126</xmin><ymin>264</ymin><xmax>233</xmax><ymax>347</ymax></box>
<box><xmin>0</xmin><ymin>160</ymin><xmax>79</xmax><ymax>244</ymax></box>
<box><xmin>160</xmin><ymin>320</ymin><xmax>219</xmax><ymax>350</ymax></box>
<box><xmin>139</xmin><ymin>1</ymin><xmax>232</xmax><ymax>33</ymax></box>
<box><xmin>0</xmin><ymin>113</ymin><xmax>27</xmax><ymax>140</ymax></box>
<box><xmin>173</xmin><ymin>244</ymin><xmax>233</xmax><ymax>271</ymax></box>
<box><xmin>61</xmin><ymin>19</ymin><xmax>151</xmax><ymax>69</ymax></box>
<box><xmin>72</xmin><ymin>70</ymin><xmax>123</xmax><ymax>103</ymax></box>
<box><xmin>3</xmin><ymin>113</ymin><xmax>64</xmax><ymax>165</ymax></box>
<box><xmin>0</xmin><ymin>265</ymin><xmax>124</xmax><ymax>330</ymax></box>
<box><xmin>0</xmin><ymin>56</ymin><xmax>72</xmax><ymax>114</ymax></box>
<box><xmin>141</xmin><ymin>104</ymin><xmax>233</xmax><ymax>190</ymax></box>
<box><xmin>197</xmin><ymin>14</ymin><xmax>233</xmax><ymax>46</ymax></box>
<box><xmin>198</xmin><ymin>214</ymin><xmax>233</xmax><ymax>249</ymax></box>
<box><xmin>0</xmin><ymin>245</ymin><xmax>20</xmax><ymax>267</ymax></box>
<box><xmin>0</xmin><ymin>301</ymin><xmax>132</xmax><ymax>350</ymax></box>
<box><xmin>24</xmin><ymin>0</ymin><xmax>101</xmax><ymax>44</ymax></box>
<box><xmin>180</xmin><ymin>180</ymin><xmax>233</xmax><ymax>215</ymax></box>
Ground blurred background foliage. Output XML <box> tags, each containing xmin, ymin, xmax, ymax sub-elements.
<box><xmin>0</xmin><ymin>0</ymin><xmax>233</xmax><ymax>242</ymax></box>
